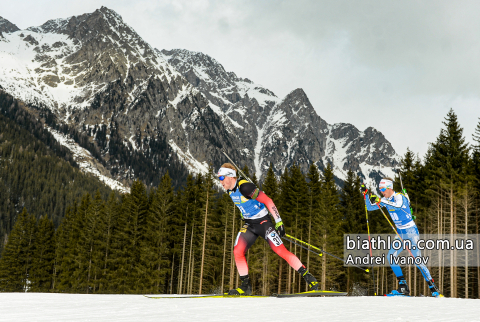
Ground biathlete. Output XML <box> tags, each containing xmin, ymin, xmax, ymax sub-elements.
<box><xmin>218</xmin><ymin>163</ymin><xmax>318</xmax><ymax>295</ymax></box>
<box><xmin>362</xmin><ymin>178</ymin><xmax>443</xmax><ymax>297</ymax></box>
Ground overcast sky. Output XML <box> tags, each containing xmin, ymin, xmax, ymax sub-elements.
<box><xmin>3</xmin><ymin>0</ymin><xmax>480</xmax><ymax>159</ymax></box>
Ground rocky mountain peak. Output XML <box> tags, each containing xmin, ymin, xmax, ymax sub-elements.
<box><xmin>161</xmin><ymin>49</ymin><xmax>235</xmax><ymax>88</ymax></box>
<box><xmin>27</xmin><ymin>7</ymin><xmax>143</xmax><ymax>48</ymax></box>
<box><xmin>161</xmin><ymin>48</ymin><xmax>278</xmax><ymax>111</ymax></box>
<box><xmin>0</xmin><ymin>7</ymin><xmax>400</xmax><ymax>191</ymax></box>
<box><xmin>276</xmin><ymin>88</ymin><xmax>328</xmax><ymax>134</ymax></box>
<box><xmin>0</xmin><ymin>16</ymin><xmax>20</xmax><ymax>34</ymax></box>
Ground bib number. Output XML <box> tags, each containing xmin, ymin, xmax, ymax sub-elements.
<box><xmin>267</xmin><ymin>231</ymin><xmax>283</xmax><ymax>247</ymax></box>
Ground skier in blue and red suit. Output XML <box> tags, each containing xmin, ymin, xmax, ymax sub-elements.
<box><xmin>218</xmin><ymin>163</ymin><xmax>318</xmax><ymax>295</ymax></box>
<box><xmin>362</xmin><ymin>178</ymin><xmax>443</xmax><ymax>297</ymax></box>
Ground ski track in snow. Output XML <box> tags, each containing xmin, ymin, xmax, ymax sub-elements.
<box><xmin>1</xmin><ymin>293</ymin><xmax>479</xmax><ymax>322</ymax></box>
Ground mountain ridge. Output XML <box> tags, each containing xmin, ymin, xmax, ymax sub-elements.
<box><xmin>0</xmin><ymin>7</ymin><xmax>399</xmax><ymax>189</ymax></box>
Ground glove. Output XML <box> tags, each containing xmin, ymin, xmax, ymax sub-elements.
<box><xmin>360</xmin><ymin>184</ymin><xmax>368</xmax><ymax>194</ymax></box>
<box><xmin>275</xmin><ymin>221</ymin><xmax>286</xmax><ymax>238</ymax></box>
<box><xmin>369</xmin><ymin>194</ymin><xmax>380</xmax><ymax>204</ymax></box>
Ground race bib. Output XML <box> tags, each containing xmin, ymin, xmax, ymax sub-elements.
<box><xmin>267</xmin><ymin>230</ymin><xmax>283</xmax><ymax>247</ymax></box>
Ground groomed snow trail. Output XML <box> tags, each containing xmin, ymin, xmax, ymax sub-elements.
<box><xmin>1</xmin><ymin>293</ymin><xmax>479</xmax><ymax>322</ymax></box>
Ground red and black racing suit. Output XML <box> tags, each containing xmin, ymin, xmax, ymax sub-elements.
<box><xmin>228</xmin><ymin>179</ymin><xmax>303</xmax><ymax>276</ymax></box>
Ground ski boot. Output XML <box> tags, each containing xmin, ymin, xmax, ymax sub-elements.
<box><xmin>428</xmin><ymin>280</ymin><xmax>444</xmax><ymax>298</ymax></box>
<box><xmin>227</xmin><ymin>275</ymin><xmax>252</xmax><ymax>295</ymax></box>
<box><xmin>388</xmin><ymin>276</ymin><xmax>410</xmax><ymax>296</ymax></box>
<box><xmin>298</xmin><ymin>266</ymin><xmax>319</xmax><ymax>291</ymax></box>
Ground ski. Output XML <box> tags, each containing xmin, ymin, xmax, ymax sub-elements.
<box><xmin>145</xmin><ymin>290</ymin><xmax>347</xmax><ymax>299</ymax></box>
<box><xmin>144</xmin><ymin>294</ymin><xmax>268</xmax><ymax>299</ymax></box>
<box><xmin>384</xmin><ymin>290</ymin><xmax>410</xmax><ymax>297</ymax></box>
<box><xmin>384</xmin><ymin>292</ymin><xmax>443</xmax><ymax>298</ymax></box>
<box><xmin>275</xmin><ymin>290</ymin><xmax>347</xmax><ymax>297</ymax></box>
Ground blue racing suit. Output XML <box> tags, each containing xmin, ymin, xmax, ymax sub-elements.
<box><xmin>365</xmin><ymin>192</ymin><xmax>432</xmax><ymax>282</ymax></box>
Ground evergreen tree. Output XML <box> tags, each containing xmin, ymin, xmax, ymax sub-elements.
<box><xmin>30</xmin><ymin>215</ymin><xmax>55</xmax><ymax>292</ymax></box>
<box><xmin>63</xmin><ymin>194</ymin><xmax>91</xmax><ymax>292</ymax></box>
<box><xmin>305</xmin><ymin>163</ymin><xmax>322</xmax><ymax>289</ymax></box>
<box><xmin>198</xmin><ymin>168</ymin><xmax>222</xmax><ymax>294</ymax></box>
<box><xmin>262</xmin><ymin>163</ymin><xmax>279</xmax><ymax>201</ymax></box>
<box><xmin>97</xmin><ymin>192</ymin><xmax>119</xmax><ymax>293</ymax></box>
<box><xmin>78</xmin><ymin>191</ymin><xmax>106</xmax><ymax>293</ymax></box>
<box><xmin>318</xmin><ymin>163</ymin><xmax>343</xmax><ymax>290</ymax></box>
<box><xmin>428</xmin><ymin>109</ymin><xmax>470</xmax><ymax>190</ymax></box>
<box><xmin>143</xmin><ymin>173</ymin><xmax>175</xmax><ymax>293</ymax></box>
<box><xmin>52</xmin><ymin>205</ymin><xmax>76</xmax><ymax>292</ymax></box>
<box><xmin>472</xmin><ymin>118</ymin><xmax>480</xmax><ymax>191</ymax></box>
<box><xmin>340</xmin><ymin>169</ymin><xmax>368</xmax><ymax>293</ymax></box>
<box><xmin>112</xmin><ymin>180</ymin><xmax>149</xmax><ymax>293</ymax></box>
<box><xmin>0</xmin><ymin>208</ymin><xmax>37</xmax><ymax>291</ymax></box>
<box><xmin>423</xmin><ymin>109</ymin><xmax>470</xmax><ymax>298</ymax></box>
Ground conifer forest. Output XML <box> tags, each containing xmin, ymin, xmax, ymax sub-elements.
<box><xmin>1</xmin><ymin>109</ymin><xmax>480</xmax><ymax>299</ymax></box>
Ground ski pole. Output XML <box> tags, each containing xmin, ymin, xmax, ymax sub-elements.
<box><xmin>284</xmin><ymin>236</ymin><xmax>323</xmax><ymax>258</ymax></box>
<box><xmin>219</xmin><ymin>148</ymin><xmax>253</xmax><ymax>183</ymax></box>
<box><xmin>371</xmin><ymin>198</ymin><xmax>421</xmax><ymax>265</ymax></box>
<box><xmin>361</xmin><ymin>186</ymin><xmax>376</xmax><ymax>295</ymax></box>
<box><xmin>284</xmin><ymin>234</ymin><xmax>370</xmax><ymax>273</ymax></box>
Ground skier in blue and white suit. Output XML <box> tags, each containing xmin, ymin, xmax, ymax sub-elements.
<box><xmin>362</xmin><ymin>178</ymin><xmax>442</xmax><ymax>297</ymax></box>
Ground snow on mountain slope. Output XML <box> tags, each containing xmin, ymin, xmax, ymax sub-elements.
<box><xmin>1</xmin><ymin>7</ymin><xmax>399</xmax><ymax>188</ymax></box>
<box><xmin>0</xmin><ymin>30</ymin><xmax>82</xmax><ymax>110</ymax></box>
<box><xmin>163</xmin><ymin>49</ymin><xmax>400</xmax><ymax>183</ymax></box>
<box><xmin>0</xmin><ymin>7</ymin><xmax>185</xmax><ymax>116</ymax></box>
<box><xmin>0</xmin><ymin>7</ymin><xmax>238</xmax><ymax>188</ymax></box>
<box><xmin>159</xmin><ymin>49</ymin><xmax>279</xmax><ymax>112</ymax></box>
<box><xmin>46</xmin><ymin>127</ymin><xmax>129</xmax><ymax>193</ymax></box>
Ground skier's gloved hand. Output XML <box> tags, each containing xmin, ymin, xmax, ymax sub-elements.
<box><xmin>275</xmin><ymin>221</ymin><xmax>286</xmax><ymax>238</ymax></box>
<box><xmin>360</xmin><ymin>184</ymin><xmax>368</xmax><ymax>194</ymax></box>
<box><xmin>370</xmin><ymin>194</ymin><xmax>380</xmax><ymax>204</ymax></box>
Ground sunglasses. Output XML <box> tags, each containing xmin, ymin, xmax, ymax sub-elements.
<box><xmin>218</xmin><ymin>176</ymin><xmax>225</xmax><ymax>181</ymax></box>
<box><xmin>379</xmin><ymin>187</ymin><xmax>387</xmax><ymax>192</ymax></box>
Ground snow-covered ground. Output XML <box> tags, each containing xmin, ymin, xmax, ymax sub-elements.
<box><xmin>1</xmin><ymin>293</ymin><xmax>479</xmax><ymax>322</ymax></box>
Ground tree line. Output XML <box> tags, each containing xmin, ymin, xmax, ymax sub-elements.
<box><xmin>0</xmin><ymin>109</ymin><xmax>479</xmax><ymax>298</ymax></box>
<box><xmin>0</xmin><ymin>111</ymin><xmax>113</xmax><ymax>253</ymax></box>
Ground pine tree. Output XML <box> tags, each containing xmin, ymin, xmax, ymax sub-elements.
<box><xmin>0</xmin><ymin>208</ymin><xmax>37</xmax><ymax>291</ymax></box>
<box><xmin>306</xmin><ymin>162</ymin><xmax>322</xmax><ymax>276</ymax></box>
<box><xmin>286</xmin><ymin>164</ymin><xmax>309</xmax><ymax>292</ymax></box>
<box><xmin>143</xmin><ymin>173</ymin><xmax>175</xmax><ymax>293</ymax></box>
<box><xmin>199</xmin><ymin>168</ymin><xmax>221</xmax><ymax>294</ymax></box>
<box><xmin>426</xmin><ymin>109</ymin><xmax>470</xmax><ymax>297</ymax></box>
<box><xmin>472</xmin><ymin>118</ymin><xmax>480</xmax><ymax>192</ymax></box>
<box><xmin>78</xmin><ymin>191</ymin><xmax>106</xmax><ymax>293</ymax></box>
<box><xmin>318</xmin><ymin>163</ymin><xmax>343</xmax><ymax>291</ymax></box>
<box><xmin>113</xmin><ymin>180</ymin><xmax>149</xmax><ymax>293</ymax></box>
<box><xmin>262</xmin><ymin>163</ymin><xmax>279</xmax><ymax>201</ymax></box>
<box><xmin>52</xmin><ymin>205</ymin><xmax>75</xmax><ymax>291</ymax></box>
<box><xmin>340</xmin><ymin>169</ymin><xmax>368</xmax><ymax>293</ymax></box>
<box><xmin>30</xmin><ymin>215</ymin><xmax>55</xmax><ymax>292</ymax></box>
<box><xmin>97</xmin><ymin>192</ymin><xmax>119</xmax><ymax>293</ymax></box>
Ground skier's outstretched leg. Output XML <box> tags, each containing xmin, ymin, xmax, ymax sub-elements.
<box><xmin>405</xmin><ymin>227</ymin><xmax>443</xmax><ymax>297</ymax></box>
<box><xmin>388</xmin><ymin>227</ymin><xmax>442</xmax><ymax>297</ymax></box>
<box><xmin>267</xmin><ymin>228</ymin><xmax>318</xmax><ymax>291</ymax></box>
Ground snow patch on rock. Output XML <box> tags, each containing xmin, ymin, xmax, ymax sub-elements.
<box><xmin>46</xmin><ymin>127</ymin><xmax>129</xmax><ymax>193</ymax></box>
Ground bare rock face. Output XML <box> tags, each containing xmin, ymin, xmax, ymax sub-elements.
<box><xmin>164</xmin><ymin>49</ymin><xmax>399</xmax><ymax>184</ymax></box>
<box><xmin>259</xmin><ymin>88</ymin><xmax>328</xmax><ymax>177</ymax></box>
<box><xmin>0</xmin><ymin>16</ymin><xmax>20</xmax><ymax>34</ymax></box>
<box><xmin>0</xmin><ymin>7</ymin><xmax>398</xmax><ymax>189</ymax></box>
